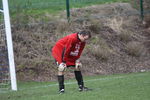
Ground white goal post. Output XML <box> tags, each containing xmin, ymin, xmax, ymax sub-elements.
<box><xmin>1</xmin><ymin>0</ymin><xmax>17</xmax><ymax>91</ymax></box>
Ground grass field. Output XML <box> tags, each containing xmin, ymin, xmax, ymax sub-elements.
<box><xmin>7</xmin><ymin>0</ymin><xmax>130</xmax><ymax>22</ymax></box>
<box><xmin>8</xmin><ymin>0</ymin><xmax>129</xmax><ymax>15</ymax></box>
<box><xmin>0</xmin><ymin>72</ymin><xmax>150</xmax><ymax>100</ymax></box>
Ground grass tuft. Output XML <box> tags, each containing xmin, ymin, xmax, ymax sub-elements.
<box><xmin>126</xmin><ymin>41</ymin><xmax>144</xmax><ymax>57</ymax></box>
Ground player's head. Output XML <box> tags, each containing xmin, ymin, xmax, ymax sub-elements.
<box><xmin>78</xmin><ymin>30</ymin><xmax>91</xmax><ymax>42</ymax></box>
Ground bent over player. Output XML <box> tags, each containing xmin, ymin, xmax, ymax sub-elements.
<box><xmin>51</xmin><ymin>30</ymin><xmax>91</xmax><ymax>93</ymax></box>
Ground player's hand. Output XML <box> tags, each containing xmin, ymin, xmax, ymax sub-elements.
<box><xmin>75</xmin><ymin>60</ymin><xmax>82</xmax><ymax>69</ymax></box>
<box><xmin>58</xmin><ymin>63</ymin><xmax>66</xmax><ymax>71</ymax></box>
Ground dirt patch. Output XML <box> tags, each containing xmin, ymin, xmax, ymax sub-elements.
<box><xmin>12</xmin><ymin>3</ymin><xmax>150</xmax><ymax>81</ymax></box>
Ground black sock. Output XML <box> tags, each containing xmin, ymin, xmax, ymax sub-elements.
<box><xmin>58</xmin><ymin>75</ymin><xmax>64</xmax><ymax>91</ymax></box>
<box><xmin>74</xmin><ymin>71</ymin><xmax>84</xmax><ymax>87</ymax></box>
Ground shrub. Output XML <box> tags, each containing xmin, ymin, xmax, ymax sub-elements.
<box><xmin>126</xmin><ymin>41</ymin><xmax>144</xmax><ymax>56</ymax></box>
<box><xmin>91</xmin><ymin>38</ymin><xmax>112</xmax><ymax>61</ymax></box>
<box><xmin>55</xmin><ymin>21</ymin><xmax>70</xmax><ymax>33</ymax></box>
<box><xmin>118</xmin><ymin>30</ymin><xmax>132</xmax><ymax>42</ymax></box>
<box><xmin>106</xmin><ymin>17</ymin><xmax>123</xmax><ymax>33</ymax></box>
<box><xmin>91</xmin><ymin>45</ymin><xmax>112</xmax><ymax>61</ymax></box>
<box><xmin>88</xmin><ymin>19</ymin><xmax>102</xmax><ymax>34</ymax></box>
<box><xmin>91</xmin><ymin>36</ymin><xmax>100</xmax><ymax>44</ymax></box>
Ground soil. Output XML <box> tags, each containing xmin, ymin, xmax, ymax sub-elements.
<box><xmin>12</xmin><ymin>3</ymin><xmax>150</xmax><ymax>81</ymax></box>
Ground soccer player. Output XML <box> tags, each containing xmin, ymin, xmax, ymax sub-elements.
<box><xmin>51</xmin><ymin>30</ymin><xmax>91</xmax><ymax>93</ymax></box>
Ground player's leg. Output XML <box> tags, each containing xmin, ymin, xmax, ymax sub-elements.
<box><xmin>52</xmin><ymin>48</ymin><xmax>66</xmax><ymax>93</ymax></box>
<box><xmin>58</xmin><ymin>71</ymin><xmax>65</xmax><ymax>93</ymax></box>
<box><xmin>57</xmin><ymin>62</ymin><xmax>66</xmax><ymax>93</ymax></box>
<box><xmin>74</xmin><ymin>65</ymin><xmax>91</xmax><ymax>91</ymax></box>
<box><xmin>74</xmin><ymin>67</ymin><xmax>85</xmax><ymax>91</ymax></box>
<box><xmin>67</xmin><ymin>65</ymin><xmax>84</xmax><ymax>90</ymax></box>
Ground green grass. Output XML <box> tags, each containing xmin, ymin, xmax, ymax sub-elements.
<box><xmin>8</xmin><ymin>0</ymin><xmax>130</xmax><ymax>22</ymax></box>
<box><xmin>5</xmin><ymin>0</ymin><xmax>130</xmax><ymax>23</ymax></box>
<box><xmin>8</xmin><ymin>0</ymin><xmax>130</xmax><ymax>15</ymax></box>
<box><xmin>0</xmin><ymin>72</ymin><xmax>150</xmax><ymax>100</ymax></box>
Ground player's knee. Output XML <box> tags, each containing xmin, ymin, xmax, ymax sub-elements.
<box><xmin>75</xmin><ymin>67</ymin><xmax>80</xmax><ymax>71</ymax></box>
<box><xmin>58</xmin><ymin>71</ymin><xmax>64</xmax><ymax>75</ymax></box>
<box><xmin>58</xmin><ymin>63</ymin><xmax>66</xmax><ymax>72</ymax></box>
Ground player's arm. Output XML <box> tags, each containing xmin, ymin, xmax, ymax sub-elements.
<box><xmin>58</xmin><ymin>38</ymin><xmax>73</xmax><ymax>72</ymax></box>
<box><xmin>76</xmin><ymin>43</ymin><xmax>85</xmax><ymax>59</ymax></box>
<box><xmin>62</xmin><ymin>38</ymin><xmax>74</xmax><ymax>62</ymax></box>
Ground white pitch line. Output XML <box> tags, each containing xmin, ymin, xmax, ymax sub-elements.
<box><xmin>0</xmin><ymin>72</ymin><xmax>148</xmax><ymax>93</ymax></box>
<box><xmin>18</xmin><ymin>76</ymin><xmax>123</xmax><ymax>91</ymax></box>
<box><xmin>19</xmin><ymin>72</ymin><xmax>148</xmax><ymax>90</ymax></box>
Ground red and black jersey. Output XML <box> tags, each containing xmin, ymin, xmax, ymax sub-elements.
<box><xmin>52</xmin><ymin>33</ymin><xmax>85</xmax><ymax>66</ymax></box>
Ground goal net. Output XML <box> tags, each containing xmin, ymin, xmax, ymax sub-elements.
<box><xmin>0</xmin><ymin>0</ymin><xmax>17</xmax><ymax>91</ymax></box>
<box><xmin>0</xmin><ymin>15</ymin><xmax>10</xmax><ymax>90</ymax></box>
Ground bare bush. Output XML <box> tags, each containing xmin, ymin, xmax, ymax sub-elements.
<box><xmin>91</xmin><ymin>45</ymin><xmax>112</xmax><ymax>61</ymax></box>
<box><xmin>118</xmin><ymin>30</ymin><xmax>132</xmax><ymax>42</ymax></box>
<box><xmin>55</xmin><ymin>20</ymin><xmax>70</xmax><ymax>33</ymax></box>
<box><xmin>126</xmin><ymin>41</ymin><xmax>144</xmax><ymax>56</ymax></box>
<box><xmin>106</xmin><ymin>17</ymin><xmax>124</xmax><ymax>33</ymax></box>
<box><xmin>88</xmin><ymin>19</ymin><xmax>103</xmax><ymax>34</ymax></box>
<box><xmin>90</xmin><ymin>38</ymin><xmax>112</xmax><ymax>60</ymax></box>
<box><xmin>91</xmin><ymin>36</ymin><xmax>100</xmax><ymax>44</ymax></box>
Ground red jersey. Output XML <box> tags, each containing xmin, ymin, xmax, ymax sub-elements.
<box><xmin>52</xmin><ymin>33</ymin><xmax>85</xmax><ymax>66</ymax></box>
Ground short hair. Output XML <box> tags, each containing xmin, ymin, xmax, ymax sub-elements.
<box><xmin>78</xmin><ymin>30</ymin><xmax>91</xmax><ymax>38</ymax></box>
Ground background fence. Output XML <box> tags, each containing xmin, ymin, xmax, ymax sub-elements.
<box><xmin>8</xmin><ymin>0</ymin><xmax>129</xmax><ymax>10</ymax></box>
<box><xmin>0</xmin><ymin>0</ymin><xmax>149</xmax><ymax>21</ymax></box>
<box><xmin>6</xmin><ymin>0</ymin><xmax>150</xmax><ymax>22</ymax></box>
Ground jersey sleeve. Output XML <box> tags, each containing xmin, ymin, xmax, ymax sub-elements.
<box><xmin>62</xmin><ymin>37</ymin><xmax>74</xmax><ymax>62</ymax></box>
<box><xmin>76</xmin><ymin>43</ymin><xmax>85</xmax><ymax>59</ymax></box>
